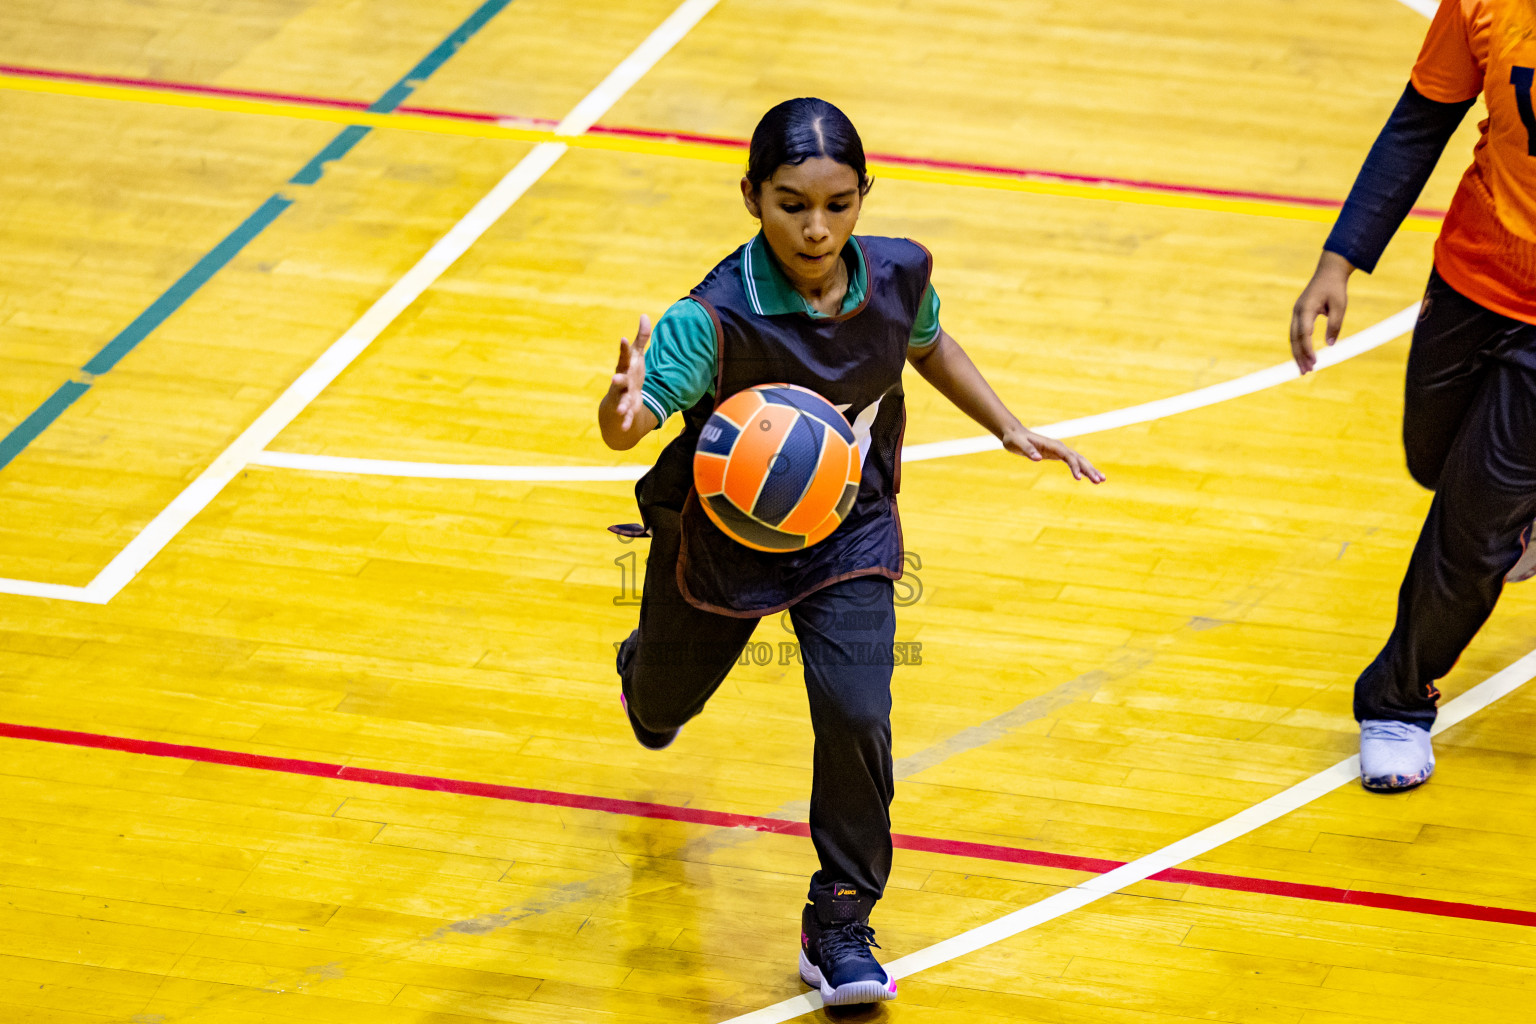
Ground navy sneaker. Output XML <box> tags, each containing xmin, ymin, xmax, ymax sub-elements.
<box><xmin>798</xmin><ymin>885</ymin><xmax>896</xmax><ymax>1006</ymax></box>
<box><xmin>617</xmin><ymin>631</ymin><xmax>678</xmax><ymax>750</ymax></box>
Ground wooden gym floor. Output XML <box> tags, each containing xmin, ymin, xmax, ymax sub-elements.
<box><xmin>5</xmin><ymin>0</ymin><xmax>1536</xmax><ymax>1021</ymax></box>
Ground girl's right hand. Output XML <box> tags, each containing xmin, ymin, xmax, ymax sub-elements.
<box><xmin>1290</xmin><ymin>251</ymin><xmax>1355</xmax><ymax>375</ymax></box>
<box><xmin>607</xmin><ymin>314</ymin><xmax>652</xmax><ymax>431</ymax></box>
<box><xmin>1002</xmin><ymin>425</ymin><xmax>1106</xmax><ymax>483</ymax></box>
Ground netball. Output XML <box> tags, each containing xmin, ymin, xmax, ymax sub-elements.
<box><xmin>693</xmin><ymin>383</ymin><xmax>861</xmax><ymax>552</ymax></box>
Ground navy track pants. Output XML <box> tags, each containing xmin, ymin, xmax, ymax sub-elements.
<box><xmin>1355</xmin><ymin>269</ymin><xmax>1536</xmax><ymax>724</ymax></box>
<box><xmin>618</xmin><ymin>505</ymin><xmax>898</xmax><ymax>902</ymax></box>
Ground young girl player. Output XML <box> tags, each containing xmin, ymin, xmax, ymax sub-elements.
<box><xmin>597</xmin><ymin>97</ymin><xmax>1103</xmax><ymax>1005</ymax></box>
<box><xmin>1290</xmin><ymin>0</ymin><xmax>1536</xmax><ymax>792</ymax></box>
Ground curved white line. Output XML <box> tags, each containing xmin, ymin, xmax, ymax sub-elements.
<box><xmin>252</xmin><ymin>304</ymin><xmax>1419</xmax><ymax>480</ymax></box>
<box><xmin>905</xmin><ymin>302</ymin><xmax>1419</xmax><ymax>461</ymax></box>
<box><xmin>722</xmin><ymin>645</ymin><xmax>1536</xmax><ymax>1023</ymax></box>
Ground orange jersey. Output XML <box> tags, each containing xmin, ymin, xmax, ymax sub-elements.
<box><xmin>1412</xmin><ymin>0</ymin><xmax>1536</xmax><ymax>324</ymax></box>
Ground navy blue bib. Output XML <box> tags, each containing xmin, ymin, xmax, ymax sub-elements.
<box><xmin>635</xmin><ymin>235</ymin><xmax>932</xmax><ymax>616</ymax></box>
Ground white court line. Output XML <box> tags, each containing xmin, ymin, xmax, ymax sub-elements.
<box><xmin>0</xmin><ymin>0</ymin><xmax>723</xmax><ymax>605</ymax></box>
<box><xmin>1393</xmin><ymin>0</ymin><xmax>1439</xmax><ymax>18</ymax></box>
<box><xmin>903</xmin><ymin>303</ymin><xmax>1419</xmax><ymax>462</ymax></box>
<box><xmin>0</xmin><ymin>578</ymin><xmax>103</xmax><ymax>603</ymax></box>
<box><xmin>723</xmin><ymin>647</ymin><xmax>1536</xmax><ymax>1023</ymax></box>
<box><xmin>247</xmin><ymin>303</ymin><xmax>1420</xmax><ymax>480</ymax></box>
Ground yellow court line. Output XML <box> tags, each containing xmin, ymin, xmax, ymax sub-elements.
<box><xmin>0</xmin><ymin>71</ymin><xmax>1440</xmax><ymax>231</ymax></box>
<box><xmin>0</xmin><ymin>72</ymin><xmax>736</xmax><ymax>157</ymax></box>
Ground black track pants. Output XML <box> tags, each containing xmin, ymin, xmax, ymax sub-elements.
<box><xmin>619</xmin><ymin>506</ymin><xmax>898</xmax><ymax>901</ymax></box>
<box><xmin>1354</xmin><ymin>269</ymin><xmax>1536</xmax><ymax>724</ymax></box>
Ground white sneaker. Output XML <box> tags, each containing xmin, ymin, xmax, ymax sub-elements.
<box><xmin>1359</xmin><ymin>719</ymin><xmax>1434</xmax><ymax>792</ymax></box>
<box><xmin>1507</xmin><ymin>520</ymin><xmax>1536</xmax><ymax>583</ymax></box>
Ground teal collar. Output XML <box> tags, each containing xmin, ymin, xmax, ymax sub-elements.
<box><xmin>740</xmin><ymin>232</ymin><xmax>867</xmax><ymax>318</ymax></box>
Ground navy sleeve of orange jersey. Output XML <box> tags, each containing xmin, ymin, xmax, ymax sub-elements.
<box><xmin>1323</xmin><ymin>82</ymin><xmax>1474</xmax><ymax>273</ymax></box>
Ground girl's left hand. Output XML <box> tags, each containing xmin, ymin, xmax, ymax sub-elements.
<box><xmin>1002</xmin><ymin>425</ymin><xmax>1106</xmax><ymax>483</ymax></box>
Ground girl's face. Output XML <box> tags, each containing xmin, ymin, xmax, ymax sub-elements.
<box><xmin>742</xmin><ymin>157</ymin><xmax>863</xmax><ymax>292</ymax></box>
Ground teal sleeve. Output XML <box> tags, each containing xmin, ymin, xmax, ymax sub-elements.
<box><xmin>908</xmin><ymin>283</ymin><xmax>941</xmax><ymax>348</ymax></box>
<box><xmin>640</xmin><ymin>298</ymin><xmax>718</xmax><ymax>425</ymax></box>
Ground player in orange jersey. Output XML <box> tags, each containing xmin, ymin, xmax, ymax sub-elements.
<box><xmin>1290</xmin><ymin>0</ymin><xmax>1536</xmax><ymax>792</ymax></box>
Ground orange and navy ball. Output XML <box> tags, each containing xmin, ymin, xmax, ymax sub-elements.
<box><xmin>693</xmin><ymin>383</ymin><xmax>861</xmax><ymax>553</ymax></box>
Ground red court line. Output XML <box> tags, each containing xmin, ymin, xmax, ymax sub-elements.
<box><xmin>0</xmin><ymin>63</ymin><xmax>1448</xmax><ymax>220</ymax></box>
<box><xmin>2</xmin><ymin>720</ymin><xmax>1531</xmax><ymax>930</ymax></box>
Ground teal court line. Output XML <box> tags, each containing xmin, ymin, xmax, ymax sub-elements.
<box><xmin>0</xmin><ymin>0</ymin><xmax>516</xmax><ymax>472</ymax></box>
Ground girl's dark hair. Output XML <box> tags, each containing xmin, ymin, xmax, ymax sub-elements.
<box><xmin>745</xmin><ymin>98</ymin><xmax>872</xmax><ymax>196</ymax></box>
